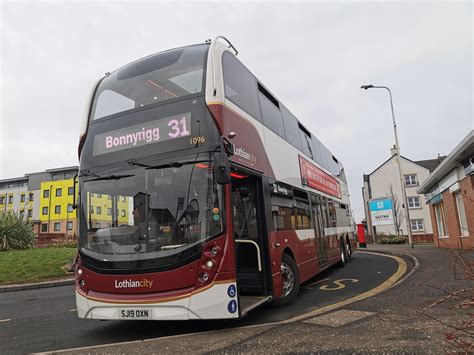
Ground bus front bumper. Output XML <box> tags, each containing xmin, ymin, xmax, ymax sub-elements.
<box><xmin>75</xmin><ymin>281</ymin><xmax>239</xmax><ymax>320</ymax></box>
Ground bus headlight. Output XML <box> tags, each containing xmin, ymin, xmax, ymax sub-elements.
<box><xmin>77</xmin><ymin>268</ymin><xmax>83</xmax><ymax>276</ymax></box>
<box><xmin>206</xmin><ymin>260</ymin><xmax>214</xmax><ymax>269</ymax></box>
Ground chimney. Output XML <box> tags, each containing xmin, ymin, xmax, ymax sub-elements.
<box><xmin>390</xmin><ymin>145</ymin><xmax>397</xmax><ymax>156</ymax></box>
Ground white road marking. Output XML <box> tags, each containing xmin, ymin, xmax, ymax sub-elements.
<box><xmin>0</xmin><ymin>319</ymin><xmax>11</xmax><ymax>323</ymax></box>
<box><xmin>69</xmin><ymin>309</ymin><xmax>77</xmax><ymax>312</ymax></box>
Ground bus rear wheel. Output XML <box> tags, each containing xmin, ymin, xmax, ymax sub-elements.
<box><xmin>272</xmin><ymin>254</ymin><xmax>300</xmax><ymax>307</ymax></box>
<box><xmin>338</xmin><ymin>241</ymin><xmax>347</xmax><ymax>267</ymax></box>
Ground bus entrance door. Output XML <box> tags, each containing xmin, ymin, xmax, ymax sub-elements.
<box><xmin>231</xmin><ymin>171</ymin><xmax>271</xmax><ymax>314</ymax></box>
<box><xmin>311</xmin><ymin>193</ymin><xmax>329</xmax><ymax>267</ymax></box>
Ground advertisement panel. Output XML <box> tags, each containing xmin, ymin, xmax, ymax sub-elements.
<box><xmin>299</xmin><ymin>156</ymin><xmax>341</xmax><ymax>198</ymax></box>
<box><xmin>369</xmin><ymin>198</ymin><xmax>394</xmax><ymax>226</ymax></box>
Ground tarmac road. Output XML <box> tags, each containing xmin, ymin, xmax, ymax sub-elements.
<box><xmin>0</xmin><ymin>251</ymin><xmax>402</xmax><ymax>354</ymax></box>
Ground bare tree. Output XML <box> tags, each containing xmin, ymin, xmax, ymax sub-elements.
<box><xmin>389</xmin><ymin>184</ymin><xmax>405</xmax><ymax>235</ymax></box>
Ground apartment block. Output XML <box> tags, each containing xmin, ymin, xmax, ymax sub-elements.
<box><xmin>362</xmin><ymin>146</ymin><xmax>445</xmax><ymax>241</ymax></box>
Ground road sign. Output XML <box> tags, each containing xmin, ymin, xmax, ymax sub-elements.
<box><xmin>369</xmin><ymin>199</ymin><xmax>394</xmax><ymax>226</ymax></box>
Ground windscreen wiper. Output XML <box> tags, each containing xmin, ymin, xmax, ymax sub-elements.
<box><xmin>85</xmin><ymin>174</ymin><xmax>135</xmax><ymax>182</ymax></box>
<box><xmin>146</xmin><ymin>159</ymin><xmax>212</xmax><ymax>170</ymax></box>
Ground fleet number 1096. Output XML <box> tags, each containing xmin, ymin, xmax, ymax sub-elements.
<box><xmin>190</xmin><ymin>136</ymin><xmax>206</xmax><ymax>145</ymax></box>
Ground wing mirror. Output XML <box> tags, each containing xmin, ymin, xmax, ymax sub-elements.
<box><xmin>213</xmin><ymin>153</ymin><xmax>231</xmax><ymax>185</ymax></box>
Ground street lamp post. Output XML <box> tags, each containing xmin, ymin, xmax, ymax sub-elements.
<box><xmin>361</xmin><ymin>84</ymin><xmax>414</xmax><ymax>248</ymax></box>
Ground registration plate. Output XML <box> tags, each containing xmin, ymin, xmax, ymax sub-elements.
<box><xmin>119</xmin><ymin>308</ymin><xmax>152</xmax><ymax>320</ymax></box>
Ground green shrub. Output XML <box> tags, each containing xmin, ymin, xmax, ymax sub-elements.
<box><xmin>379</xmin><ymin>236</ymin><xmax>407</xmax><ymax>244</ymax></box>
<box><xmin>0</xmin><ymin>211</ymin><xmax>36</xmax><ymax>251</ymax></box>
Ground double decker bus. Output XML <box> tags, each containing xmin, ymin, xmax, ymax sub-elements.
<box><xmin>75</xmin><ymin>36</ymin><xmax>356</xmax><ymax>320</ymax></box>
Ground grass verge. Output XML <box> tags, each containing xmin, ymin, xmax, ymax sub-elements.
<box><xmin>0</xmin><ymin>247</ymin><xmax>77</xmax><ymax>285</ymax></box>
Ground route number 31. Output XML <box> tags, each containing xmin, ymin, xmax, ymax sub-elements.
<box><xmin>168</xmin><ymin>117</ymin><xmax>190</xmax><ymax>138</ymax></box>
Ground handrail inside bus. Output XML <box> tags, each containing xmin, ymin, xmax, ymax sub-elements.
<box><xmin>235</xmin><ymin>239</ymin><xmax>262</xmax><ymax>272</ymax></box>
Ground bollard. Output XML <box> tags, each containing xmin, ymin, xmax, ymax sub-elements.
<box><xmin>357</xmin><ymin>223</ymin><xmax>367</xmax><ymax>248</ymax></box>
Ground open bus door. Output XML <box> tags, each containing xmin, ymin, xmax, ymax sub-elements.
<box><xmin>230</xmin><ymin>169</ymin><xmax>272</xmax><ymax>316</ymax></box>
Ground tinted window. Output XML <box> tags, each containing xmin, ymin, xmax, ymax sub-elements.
<box><xmin>299</xmin><ymin>125</ymin><xmax>314</xmax><ymax>160</ymax></box>
<box><xmin>222</xmin><ymin>52</ymin><xmax>261</xmax><ymax>121</ymax></box>
<box><xmin>91</xmin><ymin>44</ymin><xmax>208</xmax><ymax>120</ymax></box>
<box><xmin>311</xmin><ymin>136</ymin><xmax>324</xmax><ymax>166</ymax></box>
<box><xmin>281</xmin><ymin>106</ymin><xmax>302</xmax><ymax>150</ymax></box>
<box><xmin>258</xmin><ymin>93</ymin><xmax>284</xmax><ymax>137</ymax></box>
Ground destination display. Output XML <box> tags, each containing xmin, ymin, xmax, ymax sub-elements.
<box><xmin>299</xmin><ymin>155</ymin><xmax>341</xmax><ymax>198</ymax></box>
<box><xmin>93</xmin><ymin>113</ymin><xmax>191</xmax><ymax>156</ymax></box>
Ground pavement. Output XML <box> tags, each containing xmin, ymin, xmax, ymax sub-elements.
<box><xmin>57</xmin><ymin>245</ymin><xmax>473</xmax><ymax>354</ymax></box>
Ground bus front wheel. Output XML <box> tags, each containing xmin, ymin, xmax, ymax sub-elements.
<box><xmin>272</xmin><ymin>254</ymin><xmax>300</xmax><ymax>307</ymax></box>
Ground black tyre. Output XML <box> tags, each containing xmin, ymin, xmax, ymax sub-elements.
<box><xmin>271</xmin><ymin>253</ymin><xmax>300</xmax><ymax>307</ymax></box>
<box><xmin>345</xmin><ymin>237</ymin><xmax>352</xmax><ymax>259</ymax></box>
<box><xmin>338</xmin><ymin>240</ymin><xmax>347</xmax><ymax>267</ymax></box>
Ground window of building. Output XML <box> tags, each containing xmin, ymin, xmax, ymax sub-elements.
<box><xmin>97</xmin><ymin>206</ymin><xmax>102</xmax><ymax>214</ymax></box>
<box><xmin>222</xmin><ymin>52</ymin><xmax>261</xmax><ymax>121</ymax></box>
<box><xmin>29</xmin><ymin>193</ymin><xmax>34</xmax><ymax>201</ymax></box>
<box><xmin>52</xmin><ymin>174</ymin><xmax>58</xmax><ymax>181</ymax></box>
<box><xmin>56</xmin><ymin>188</ymin><xmax>62</xmax><ymax>197</ymax></box>
<box><xmin>28</xmin><ymin>209</ymin><xmax>33</xmax><ymax>218</ymax></box>
<box><xmin>42</xmin><ymin>206</ymin><xmax>48</xmax><ymax>215</ymax></box>
<box><xmin>54</xmin><ymin>222</ymin><xmax>61</xmax><ymax>232</ymax></box>
<box><xmin>19</xmin><ymin>210</ymin><xmax>24</xmax><ymax>218</ymax></box>
<box><xmin>121</xmin><ymin>210</ymin><xmax>126</xmax><ymax>217</ymax></box>
<box><xmin>20</xmin><ymin>194</ymin><xmax>25</xmax><ymax>202</ymax></box>
<box><xmin>67</xmin><ymin>221</ymin><xmax>73</xmax><ymax>231</ymax></box>
<box><xmin>122</xmin><ymin>196</ymin><xmax>127</xmax><ymax>202</ymax></box>
<box><xmin>455</xmin><ymin>192</ymin><xmax>469</xmax><ymax>236</ymax></box>
<box><xmin>404</xmin><ymin>174</ymin><xmax>418</xmax><ymax>187</ymax></box>
<box><xmin>65</xmin><ymin>173</ymin><xmax>71</xmax><ymax>179</ymax></box>
<box><xmin>107</xmin><ymin>208</ymin><xmax>112</xmax><ymax>216</ymax></box>
<box><xmin>41</xmin><ymin>223</ymin><xmax>48</xmax><ymax>233</ymax></box>
<box><xmin>411</xmin><ymin>219</ymin><xmax>424</xmax><ymax>232</ymax></box>
<box><xmin>258</xmin><ymin>90</ymin><xmax>285</xmax><ymax>137</ymax></box>
<box><xmin>43</xmin><ymin>190</ymin><xmax>49</xmax><ymax>198</ymax></box>
<box><xmin>90</xmin><ymin>206</ymin><xmax>94</xmax><ymax>214</ymax></box>
<box><xmin>8</xmin><ymin>195</ymin><xmax>13</xmax><ymax>203</ymax></box>
<box><xmin>68</xmin><ymin>187</ymin><xmax>74</xmax><ymax>195</ymax></box>
<box><xmin>407</xmin><ymin>196</ymin><xmax>421</xmax><ymax>209</ymax></box>
<box><xmin>0</xmin><ymin>196</ymin><xmax>4</xmax><ymax>204</ymax></box>
<box><xmin>67</xmin><ymin>204</ymin><xmax>74</xmax><ymax>213</ymax></box>
<box><xmin>434</xmin><ymin>202</ymin><xmax>447</xmax><ymax>237</ymax></box>
<box><xmin>55</xmin><ymin>205</ymin><xmax>61</xmax><ymax>214</ymax></box>
<box><xmin>96</xmin><ymin>193</ymin><xmax>102</xmax><ymax>198</ymax></box>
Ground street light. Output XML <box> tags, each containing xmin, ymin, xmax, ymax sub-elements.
<box><xmin>361</xmin><ymin>84</ymin><xmax>414</xmax><ymax>248</ymax></box>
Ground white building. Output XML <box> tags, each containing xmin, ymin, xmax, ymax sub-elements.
<box><xmin>362</xmin><ymin>146</ymin><xmax>445</xmax><ymax>241</ymax></box>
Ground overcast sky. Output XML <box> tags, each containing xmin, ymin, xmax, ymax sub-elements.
<box><xmin>1</xmin><ymin>1</ymin><xmax>472</xmax><ymax>221</ymax></box>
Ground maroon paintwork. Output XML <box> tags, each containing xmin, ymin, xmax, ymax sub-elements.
<box><xmin>76</xmin><ymin>233</ymin><xmax>236</xmax><ymax>302</ymax></box>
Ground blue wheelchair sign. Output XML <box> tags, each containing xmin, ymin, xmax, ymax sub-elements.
<box><xmin>227</xmin><ymin>300</ymin><xmax>237</xmax><ymax>314</ymax></box>
<box><xmin>227</xmin><ymin>284</ymin><xmax>236</xmax><ymax>298</ymax></box>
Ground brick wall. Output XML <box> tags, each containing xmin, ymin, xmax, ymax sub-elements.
<box><xmin>430</xmin><ymin>175</ymin><xmax>473</xmax><ymax>249</ymax></box>
<box><xmin>35</xmin><ymin>233</ymin><xmax>77</xmax><ymax>248</ymax></box>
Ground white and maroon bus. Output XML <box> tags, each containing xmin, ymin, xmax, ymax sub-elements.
<box><xmin>75</xmin><ymin>36</ymin><xmax>356</xmax><ymax>320</ymax></box>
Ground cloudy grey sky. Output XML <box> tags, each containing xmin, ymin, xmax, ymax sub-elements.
<box><xmin>1</xmin><ymin>1</ymin><xmax>472</xmax><ymax>221</ymax></box>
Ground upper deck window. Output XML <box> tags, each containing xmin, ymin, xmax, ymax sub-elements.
<box><xmin>222</xmin><ymin>52</ymin><xmax>261</xmax><ymax>121</ymax></box>
<box><xmin>91</xmin><ymin>44</ymin><xmax>208</xmax><ymax>120</ymax></box>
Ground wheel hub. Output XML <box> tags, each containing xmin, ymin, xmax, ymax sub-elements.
<box><xmin>280</xmin><ymin>262</ymin><xmax>294</xmax><ymax>297</ymax></box>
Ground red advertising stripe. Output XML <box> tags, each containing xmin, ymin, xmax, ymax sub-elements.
<box><xmin>299</xmin><ymin>156</ymin><xmax>341</xmax><ymax>198</ymax></box>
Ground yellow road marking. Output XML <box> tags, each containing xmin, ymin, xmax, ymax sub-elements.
<box><xmin>319</xmin><ymin>278</ymin><xmax>359</xmax><ymax>291</ymax></box>
<box><xmin>303</xmin><ymin>277</ymin><xmax>330</xmax><ymax>289</ymax></box>
<box><xmin>0</xmin><ymin>319</ymin><xmax>11</xmax><ymax>323</ymax></box>
<box><xmin>281</xmin><ymin>251</ymin><xmax>407</xmax><ymax>323</ymax></box>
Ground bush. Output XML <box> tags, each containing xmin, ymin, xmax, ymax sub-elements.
<box><xmin>379</xmin><ymin>235</ymin><xmax>407</xmax><ymax>244</ymax></box>
<box><xmin>0</xmin><ymin>211</ymin><xmax>36</xmax><ymax>251</ymax></box>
